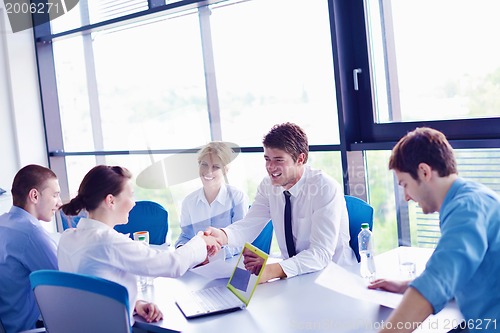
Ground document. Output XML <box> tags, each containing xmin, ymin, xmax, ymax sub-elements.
<box><xmin>190</xmin><ymin>253</ymin><xmax>236</xmax><ymax>280</ymax></box>
<box><xmin>315</xmin><ymin>263</ymin><xmax>403</xmax><ymax>309</ymax></box>
<box><xmin>315</xmin><ymin>262</ymin><xmax>464</xmax><ymax>332</ymax></box>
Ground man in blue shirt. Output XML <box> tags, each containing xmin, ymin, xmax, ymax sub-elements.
<box><xmin>369</xmin><ymin>127</ymin><xmax>500</xmax><ymax>332</ymax></box>
<box><xmin>0</xmin><ymin>165</ymin><xmax>62</xmax><ymax>333</ymax></box>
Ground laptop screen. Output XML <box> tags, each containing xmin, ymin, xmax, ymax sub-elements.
<box><xmin>227</xmin><ymin>242</ymin><xmax>268</xmax><ymax>306</ymax></box>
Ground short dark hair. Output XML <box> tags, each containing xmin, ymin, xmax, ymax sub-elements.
<box><xmin>389</xmin><ymin>127</ymin><xmax>457</xmax><ymax>180</ymax></box>
<box><xmin>61</xmin><ymin>165</ymin><xmax>132</xmax><ymax>216</ymax></box>
<box><xmin>262</xmin><ymin>122</ymin><xmax>309</xmax><ymax>163</ymax></box>
<box><xmin>11</xmin><ymin>164</ymin><xmax>57</xmax><ymax>208</ymax></box>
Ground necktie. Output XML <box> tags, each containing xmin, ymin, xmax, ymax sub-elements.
<box><xmin>284</xmin><ymin>190</ymin><xmax>296</xmax><ymax>257</ymax></box>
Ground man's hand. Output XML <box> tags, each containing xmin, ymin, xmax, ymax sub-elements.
<box><xmin>368</xmin><ymin>279</ymin><xmax>410</xmax><ymax>294</ymax></box>
<box><xmin>135</xmin><ymin>300</ymin><xmax>163</xmax><ymax>323</ymax></box>
<box><xmin>204</xmin><ymin>227</ymin><xmax>228</xmax><ymax>247</ymax></box>
<box><xmin>198</xmin><ymin>231</ymin><xmax>221</xmax><ymax>257</ymax></box>
<box><xmin>243</xmin><ymin>248</ymin><xmax>264</xmax><ymax>275</ymax></box>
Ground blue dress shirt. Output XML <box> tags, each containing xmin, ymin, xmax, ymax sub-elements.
<box><xmin>0</xmin><ymin>206</ymin><xmax>58</xmax><ymax>333</ymax></box>
<box><xmin>411</xmin><ymin>178</ymin><xmax>500</xmax><ymax>331</ymax></box>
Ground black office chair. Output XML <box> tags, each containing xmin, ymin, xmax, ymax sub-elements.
<box><xmin>345</xmin><ymin>195</ymin><xmax>374</xmax><ymax>262</ymax></box>
<box><xmin>114</xmin><ymin>200</ymin><xmax>169</xmax><ymax>245</ymax></box>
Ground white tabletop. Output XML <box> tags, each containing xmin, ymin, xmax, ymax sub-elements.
<box><xmin>134</xmin><ymin>247</ymin><xmax>463</xmax><ymax>333</ymax></box>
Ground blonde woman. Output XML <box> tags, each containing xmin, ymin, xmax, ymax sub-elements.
<box><xmin>175</xmin><ymin>142</ymin><xmax>248</xmax><ymax>259</ymax></box>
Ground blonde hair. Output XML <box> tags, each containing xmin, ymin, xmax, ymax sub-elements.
<box><xmin>197</xmin><ymin>142</ymin><xmax>234</xmax><ymax>167</ymax></box>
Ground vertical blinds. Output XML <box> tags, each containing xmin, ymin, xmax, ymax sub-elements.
<box><xmin>415</xmin><ymin>149</ymin><xmax>500</xmax><ymax>248</ymax></box>
<box><xmin>89</xmin><ymin>0</ymin><xmax>149</xmax><ymax>23</ymax></box>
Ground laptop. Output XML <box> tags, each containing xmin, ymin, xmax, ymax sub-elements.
<box><xmin>176</xmin><ymin>242</ymin><xmax>268</xmax><ymax>318</ymax></box>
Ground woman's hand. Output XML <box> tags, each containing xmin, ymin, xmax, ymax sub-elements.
<box><xmin>135</xmin><ymin>300</ymin><xmax>163</xmax><ymax>323</ymax></box>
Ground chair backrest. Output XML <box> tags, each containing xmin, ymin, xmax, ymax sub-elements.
<box><xmin>345</xmin><ymin>195</ymin><xmax>374</xmax><ymax>262</ymax></box>
<box><xmin>30</xmin><ymin>270</ymin><xmax>131</xmax><ymax>333</ymax></box>
<box><xmin>251</xmin><ymin>221</ymin><xmax>274</xmax><ymax>254</ymax></box>
<box><xmin>114</xmin><ymin>200</ymin><xmax>169</xmax><ymax>245</ymax></box>
<box><xmin>57</xmin><ymin>209</ymin><xmax>88</xmax><ymax>231</ymax></box>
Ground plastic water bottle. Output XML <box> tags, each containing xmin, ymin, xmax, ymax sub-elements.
<box><xmin>136</xmin><ymin>235</ymin><xmax>149</xmax><ymax>290</ymax></box>
<box><xmin>358</xmin><ymin>223</ymin><xmax>376</xmax><ymax>281</ymax></box>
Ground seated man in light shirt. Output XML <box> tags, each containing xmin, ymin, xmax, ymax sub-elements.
<box><xmin>370</xmin><ymin>127</ymin><xmax>500</xmax><ymax>333</ymax></box>
<box><xmin>206</xmin><ymin>122</ymin><xmax>357</xmax><ymax>283</ymax></box>
<box><xmin>0</xmin><ymin>165</ymin><xmax>62</xmax><ymax>333</ymax></box>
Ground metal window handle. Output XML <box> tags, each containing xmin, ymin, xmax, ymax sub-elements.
<box><xmin>353</xmin><ymin>68</ymin><xmax>362</xmax><ymax>91</ymax></box>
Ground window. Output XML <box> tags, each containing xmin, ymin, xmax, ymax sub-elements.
<box><xmin>366</xmin><ymin>0</ymin><xmax>500</xmax><ymax>123</ymax></box>
<box><xmin>64</xmin><ymin>151</ymin><xmax>342</xmax><ymax>248</ymax></box>
<box><xmin>46</xmin><ymin>0</ymin><xmax>342</xmax><ymax>240</ymax></box>
<box><xmin>53</xmin><ymin>12</ymin><xmax>210</xmax><ymax>151</ymax></box>
<box><xmin>366</xmin><ymin>150</ymin><xmax>398</xmax><ymax>253</ymax></box>
<box><xmin>37</xmin><ymin>0</ymin><xmax>500</xmax><ymax>255</ymax></box>
<box><xmin>210</xmin><ymin>0</ymin><xmax>339</xmax><ymax>145</ymax></box>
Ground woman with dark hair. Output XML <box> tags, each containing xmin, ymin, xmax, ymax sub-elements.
<box><xmin>58</xmin><ymin>165</ymin><xmax>220</xmax><ymax>324</ymax></box>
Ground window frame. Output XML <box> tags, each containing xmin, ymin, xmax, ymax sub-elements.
<box><xmin>32</xmin><ymin>0</ymin><xmax>500</xmax><ymax>247</ymax></box>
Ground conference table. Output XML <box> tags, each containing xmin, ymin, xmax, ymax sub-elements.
<box><xmin>134</xmin><ymin>247</ymin><xmax>463</xmax><ymax>333</ymax></box>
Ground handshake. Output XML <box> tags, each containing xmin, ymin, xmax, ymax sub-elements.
<box><xmin>197</xmin><ymin>227</ymin><xmax>227</xmax><ymax>257</ymax></box>
<box><xmin>196</xmin><ymin>228</ymin><xmax>264</xmax><ymax>277</ymax></box>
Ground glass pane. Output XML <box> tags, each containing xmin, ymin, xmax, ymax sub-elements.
<box><xmin>93</xmin><ymin>14</ymin><xmax>210</xmax><ymax>150</ymax></box>
<box><xmin>53</xmin><ymin>12</ymin><xmax>211</xmax><ymax>152</ymax></box>
<box><xmin>50</xmin><ymin>0</ymin><xmax>148</xmax><ymax>35</ymax></box>
<box><xmin>63</xmin><ymin>150</ymin><xmax>342</xmax><ymax>251</ymax></box>
<box><xmin>50</xmin><ymin>1</ymin><xmax>84</xmax><ymax>35</ymax></box>
<box><xmin>366</xmin><ymin>0</ymin><xmax>500</xmax><ymax>123</ymax></box>
<box><xmin>365</xmin><ymin>150</ymin><xmax>398</xmax><ymax>253</ymax></box>
<box><xmin>210</xmin><ymin>0</ymin><xmax>340</xmax><ymax>145</ymax></box>
<box><xmin>52</xmin><ymin>36</ymin><xmax>95</xmax><ymax>151</ymax></box>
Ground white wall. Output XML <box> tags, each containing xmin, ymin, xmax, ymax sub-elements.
<box><xmin>0</xmin><ymin>7</ymin><xmax>51</xmax><ymax>230</ymax></box>
<box><xmin>0</xmin><ymin>7</ymin><xmax>48</xmax><ymax>196</ymax></box>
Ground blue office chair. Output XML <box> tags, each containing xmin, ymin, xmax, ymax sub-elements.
<box><xmin>29</xmin><ymin>270</ymin><xmax>131</xmax><ymax>333</ymax></box>
<box><xmin>251</xmin><ymin>221</ymin><xmax>274</xmax><ymax>254</ymax></box>
<box><xmin>58</xmin><ymin>209</ymin><xmax>87</xmax><ymax>230</ymax></box>
<box><xmin>345</xmin><ymin>195</ymin><xmax>374</xmax><ymax>262</ymax></box>
<box><xmin>114</xmin><ymin>200</ymin><xmax>169</xmax><ymax>245</ymax></box>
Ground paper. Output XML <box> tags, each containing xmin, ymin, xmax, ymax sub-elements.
<box><xmin>315</xmin><ymin>262</ymin><xmax>464</xmax><ymax>331</ymax></box>
<box><xmin>190</xmin><ymin>254</ymin><xmax>236</xmax><ymax>280</ymax></box>
<box><xmin>315</xmin><ymin>263</ymin><xmax>403</xmax><ymax>309</ymax></box>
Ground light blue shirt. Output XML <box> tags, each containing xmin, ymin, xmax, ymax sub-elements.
<box><xmin>175</xmin><ymin>184</ymin><xmax>248</xmax><ymax>258</ymax></box>
<box><xmin>411</xmin><ymin>178</ymin><xmax>500</xmax><ymax>330</ymax></box>
<box><xmin>0</xmin><ymin>206</ymin><xmax>58</xmax><ymax>333</ymax></box>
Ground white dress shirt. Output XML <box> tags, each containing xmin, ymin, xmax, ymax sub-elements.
<box><xmin>224</xmin><ymin>166</ymin><xmax>356</xmax><ymax>278</ymax></box>
<box><xmin>58</xmin><ymin>218</ymin><xmax>206</xmax><ymax>323</ymax></box>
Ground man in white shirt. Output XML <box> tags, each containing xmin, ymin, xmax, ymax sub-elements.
<box><xmin>206</xmin><ymin>122</ymin><xmax>356</xmax><ymax>283</ymax></box>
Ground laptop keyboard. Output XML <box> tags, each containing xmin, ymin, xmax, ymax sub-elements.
<box><xmin>191</xmin><ymin>286</ymin><xmax>242</xmax><ymax>312</ymax></box>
